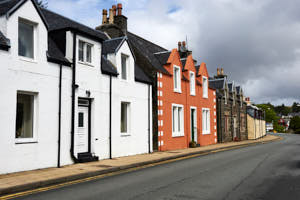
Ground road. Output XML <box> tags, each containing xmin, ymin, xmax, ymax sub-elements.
<box><xmin>13</xmin><ymin>134</ymin><xmax>300</xmax><ymax>200</ymax></box>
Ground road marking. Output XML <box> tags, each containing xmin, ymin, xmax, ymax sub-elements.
<box><xmin>0</xmin><ymin>137</ymin><xmax>282</xmax><ymax>200</ymax></box>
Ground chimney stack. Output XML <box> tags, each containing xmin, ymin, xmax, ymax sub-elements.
<box><xmin>221</xmin><ymin>68</ymin><xmax>224</xmax><ymax>75</ymax></box>
<box><xmin>178</xmin><ymin>42</ymin><xmax>182</xmax><ymax>51</ymax></box>
<box><xmin>112</xmin><ymin>5</ymin><xmax>117</xmax><ymax>16</ymax></box>
<box><xmin>102</xmin><ymin>9</ymin><xmax>108</xmax><ymax>24</ymax></box>
<box><xmin>108</xmin><ymin>9</ymin><xmax>114</xmax><ymax>24</ymax></box>
<box><xmin>217</xmin><ymin>68</ymin><xmax>220</xmax><ymax>76</ymax></box>
<box><xmin>182</xmin><ymin>41</ymin><xmax>186</xmax><ymax>48</ymax></box>
<box><xmin>117</xmin><ymin>3</ymin><xmax>122</xmax><ymax>16</ymax></box>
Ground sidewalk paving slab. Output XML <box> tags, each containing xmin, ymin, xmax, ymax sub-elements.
<box><xmin>0</xmin><ymin>135</ymin><xmax>281</xmax><ymax>196</ymax></box>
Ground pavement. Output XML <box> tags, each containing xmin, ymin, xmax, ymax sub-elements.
<box><xmin>0</xmin><ymin>134</ymin><xmax>280</xmax><ymax>198</ymax></box>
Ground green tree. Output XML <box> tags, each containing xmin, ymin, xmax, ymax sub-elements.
<box><xmin>289</xmin><ymin>116</ymin><xmax>300</xmax><ymax>134</ymax></box>
<box><xmin>292</xmin><ymin>102</ymin><xmax>300</xmax><ymax>113</ymax></box>
<box><xmin>35</xmin><ymin>0</ymin><xmax>48</xmax><ymax>8</ymax></box>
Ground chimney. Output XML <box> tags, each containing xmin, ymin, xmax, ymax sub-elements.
<box><xmin>112</xmin><ymin>5</ymin><xmax>117</xmax><ymax>16</ymax></box>
<box><xmin>108</xmin><ymin>9</ymin><xmax>114</xmax><ymax>24</ymax></box>
<box><xmin>182</xmin><ymin>41</ymin><xmax>186</xmax><ymax>49</ymax></box>
<box><xmin>178</xmin><ymin>42</ymin><xmax>182</xmax><ymax>51</ymax></box>
<box><xmin>217</xmin><ymin>68</ymin><xmax>220</xmax><ymax>76</ymax></box>
<box><xmin>102</xmin><ymin>9</ymin><xmax>108</xmax><ymax>24</ymax></box>
<box><xmin>221</xmin><ymin>68</ymin><xmax>224</xmax><ymax>75</ymax></box>
<box><xmin>117</xmin><ymin>3</ymin><xmax>122</xmax><ymax>16</ymax></box>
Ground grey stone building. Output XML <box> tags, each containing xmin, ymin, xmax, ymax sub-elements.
<box><xmin>209</xmin><ymin>69</ymin><xmax>248</xmax><ymax>142</ymax></box>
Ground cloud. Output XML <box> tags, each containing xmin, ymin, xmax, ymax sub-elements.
<box><xmin>47</xmin><ymin>0</ymin><xmax>300</xmax><ymax>105</ymax></box>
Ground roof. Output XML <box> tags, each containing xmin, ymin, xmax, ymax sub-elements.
<box><xmin>135</xmin><ymin>63</ymin><xmax>152</xmax><ymax>84</ymax></box>
<box><xmin>0</xmin><ymin>0</ymin><xmax>19</xmax><ymax>16</ymax></box>
<box><xmin>236</xmin><ymin>86</ymin><xmax>242</xmax><ymax>95</ymax></box>
<box><xmin>209</xmin><ymin>78</ymin><xmax>226</xmax><ymax>90</ymax></box>
<box><xmin>181</xmin><ymin>58</ymin><xmax>187</xmax><ymax>70</ymax></box>
<box><xmin>102</xmin><ymin>37</ymin><xmax>125</xmax><ymax>55</ymax></box>
<box><xmin>41</xmin><ymin>8</ymin><xmax>107</xmax><ymax>41</ymax></box>
<box><xmin>127</xmin><ymin>32</ymin><xmax>170</xmax><ymax>75</ymax></box>
<box><xmin>101</xmin><ymin>55</ymin><xmax>118</xmax><ymax>76</ymax></box>
<box><xmin>0</xmin><ymin>30</ymin><xmax>10</xmax><ymax>50</ymax></box>
<box><xmin>47</xmin><ymin>36</ymin><xmax>71</xmax><ymax>66</ymax></box>
<box><xmin>228</xmin><ymin>82</ymin><xmax>234</xmax><ymax>93</ymax></box>
<box><xmin>154</xmin><ymin>51</ymin><xmax>171</xmax><ymax>65</ymax></box>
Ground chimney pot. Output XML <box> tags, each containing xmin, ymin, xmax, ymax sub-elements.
<box><xmin>112</xmin><ymin>5</ymin><xmax>117</xmax><ymax>16</ymax></box>
<box><xmin>182</xmin><ymin>41</ymin><xmax>186</xmax><ymax>48</ymax></box>
<box><xmin>108</xmin><ymin>8</ymin><xmax>114</xmax><ymax>24</ymax></box>
<box><xmin>102</xmin><ymin>9</ymin><xmax>108</xmax><ymax>24</ymax></box>
<box><xmin>221</xmin><ymin>68</ymin><xmax>224</xmax><ymax>75</ymax></box>
<box><xmin>178</xmin><ymin>42</ymin><xmax>182</xmax><ymax>51</ymax></box>
<box><xmin>217</xmin><ymin>68</ymin><xmax>220</xmax><ymax>76</ymax></box>
<box><xmin>117</xmin><ymin>3</ymin><xmax>122</xmax><ymax>16</ymax></box>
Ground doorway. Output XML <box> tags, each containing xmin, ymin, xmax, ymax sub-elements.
<box><xmin>191</xmin><ymin>107</ymin><xmax>197</xmax><ymax>143</ymax></box>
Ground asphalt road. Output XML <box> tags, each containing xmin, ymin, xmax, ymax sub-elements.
<box><xmin>14</xmin><ymin>134</ymin><xmax>300</xmax><ymax>200</ymax></box>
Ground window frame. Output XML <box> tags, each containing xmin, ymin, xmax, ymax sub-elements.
<box><xmin>121</xmin><ymin>102</ymin><xmax>131</xmax><ymax>135</ymax></box>
<box><xmin>202</xmin><ymin>108</ymin><xmax>210</xmax><ymax>135</ymax></box>
<box><xmin>78</xmin><ymin>40</ymin><xmax>93</xmax><ymax>65</ymax></box>
<box><xmin>173</xmin><ymin>65</ymin><xmax>181</xmax><ymax>93</ymax></box>
<box><xmin>190</xmin><ymin>71</ymin><xmax>196</xmax><ymax>96</ymax></box>
<box><xmin>18</xmin><ymin>18</ymin><xmax>37</xmax><ymax>61</ymax></box>
<box><xmin>172</xmin><ymin>104</ymin><xmax>184</xmax><ymax>137</ymax></box>
<box><xmin>121</xmin><ymin>53</ymin><xmax>129</xmax><ymax>81</ymax></box>
<box><xmin>203</xmin><ymin>76</ymin><xmax>208</xmax><ymax>98</ymax></box>
<box><xmin>15</xmin><ymin>91</ymin><xmax>38</xmax><ymax>144</ymax></box>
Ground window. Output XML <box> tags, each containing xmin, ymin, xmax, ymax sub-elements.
<box><xmin>224</xmin><ymin>91</ymin><xmax>227</xmax><ymax>105</ymax></box>
<box><xmin>190</xmin><ymin>72</ymin><xmax>195</xmax><ymax>95</ymax></box>
<box><xmin>18</xmin><ymin>21</ymin><xmax>34</xmax><ymax>59</ymax></box>
<box><xmin>203</xmin><ymin>76</ymin><xmax>208</xmax><ymax>98</ymax></box>
<box><xmin>173</xmin><ymin>65</ymin><xmax>181</xmax><ymax>92</ymax></box>
<box><xmin>121</xmin><ymin>102</ymin><xmax>130</xmax><ymax>134</ymax></box>
<box><xmin>16</xmin><ymin>93</ymin><xmax>34</xmax><ymax>139</ymax></box>
<box><xmin>172</xmin><ymin>105</ymin><xmax>184</xmax><ymax>137</ymax></box>
<box><xmin>121</xmin><ymin>54</ymin><xmax>128</xmax><ymax>80</ymax></box>
<box><xmin>202</xmin><ymin>108</ymin><xmax>210</xmax><ymax>134</ymax></box>
<box><xmin>78</xmin><ymin>40</ymin><xmax>93</xmax><ymax>64</ymax></box>
<box><xmin>78</xmin><ymin>112</ymin><xmax>84</xmax><ymax>128</ymax></box>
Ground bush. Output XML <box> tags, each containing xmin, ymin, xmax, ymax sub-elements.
<box><xmin>290</xmin><ymin>116</ymin><xmax>300</xmax><ymax>134</ymax></box>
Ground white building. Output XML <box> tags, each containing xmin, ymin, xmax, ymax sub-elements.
<box><xmin>0</xmin><ymin>0</ymin><xmax>152</xmax><ymax>174</ymax></box>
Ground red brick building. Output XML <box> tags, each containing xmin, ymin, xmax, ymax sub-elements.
<box><xmin>156</xmin><ymin>43</ymin><xmax>217</xmax><ymax>151</ymax></box>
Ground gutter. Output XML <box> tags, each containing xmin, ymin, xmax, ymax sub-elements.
<box><xmin>57</xmin><ymin>64</ymin><xmax>62</xmax><ymax>167</ymax></box>
<box><xmin>70</xmin><ymin>32</ymin><xmax>78</xmax><ymax>163</ymax></box>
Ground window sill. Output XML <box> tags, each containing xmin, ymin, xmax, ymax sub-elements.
<box><xmin>19</xmin><ymin>56</ymin><xmax>37</xmax><ymax>64</ymax></box>
<box><xmin>202</xmin><ymin>132</ymin><xmax>211</xmax><ymax>135</ymax></box>
<box><xmin>121</xmin><ymin>133</ymin><xmax>131</xmax><ymax>137</ymax></box>
<box><xmin>190</xmin><ymin>93</ymin><xmax>196</xmax><ymax>96</ymax></box>
<box><xmin>78</xmin><ymin>61</ymin><xmax>94</xmax><ymax>67</ymax></box>
<box><xmin>172</xmin><ymin>133</ymin><xmax>185</xmax><ymax>138</ymax></box>
<box><xmin>203</xmin><ymin>96</ymin><xmax>208</xmax><ymax>99</ymax></box>
<box><xmin>15</xmin><ymin>139</ymin><xmax>38</xmax><ymax>144</ymax></box>
<box><xmin>174</xmin><ymin>90</ymin><xmax>182</xmax><ymax>94</ymax></box>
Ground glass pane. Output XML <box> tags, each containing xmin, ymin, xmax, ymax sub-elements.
<box><xmin>78</xmin><ymin>112</ymin><xmax>84</xmax><ymax>127</ymax></box>
<box><xmin>86</xmin><ymin>44</ymin><xmax>92</xmax><ymax>63</ymax></box>
<box><xmin>121</xmin><ymin>55</ymin><xmax>127</xmax><ymax>80</ymax></box>
<box><xmin>18</xmin><ymin>22</ymin><xmax>34</xmax><ymax>58</ymax></box>
<box><xmin>121</xmin><ymin>103</ymin><xmax>127</xmax><ymax>133</ymax></box>
<box><xmin>178</xmin><ymin>107</ymin><xmax>182</xmax><ymax>132</ymax></box>
<box><xmin>16</xmin><ymin>94</ymin><xmax>33</xmax><ymax>138</ymax></box>
<box><xmin>173</xmin><ymin>107</ymin><xmax>176</xmax><ymax>132</ymax></box>
<box><xmin>174</xmin><ymin>68</ymin><xmax>178</xmax><ymax>89</ymax></box>
<box><xmin>79</xmin><ymin>41</ymin><xmax>84</xmax><ymax>62</ymax></box>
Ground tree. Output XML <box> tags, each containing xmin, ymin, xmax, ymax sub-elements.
<box><xmin>289</xmin><ymin>116</ymin><xmax>300</xmax><ymax>134</ymax></box>
<box><xmin>292</xmin><ymin>102</ymin><xmax>300</xmax><ymax>113</ymax></box>
<box><xmin>256</xmin><ymin>103</ymin><xmax>284</xmax><ymax>132</ymax></box>
<box><xmin>35</xmin><ymin>0</ymin><xmax>48</xmax><ymax>8</ymax></box>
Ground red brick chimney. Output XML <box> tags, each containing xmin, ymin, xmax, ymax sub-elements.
<box><xmin>112</xmin><ymin>5</ymin><xmax>117</xmax><ymax>16</ymax></box>
<box><xmin>117</xmin><ymin>3</ymin><xmax>122</xmax><ymax>16</ymax></box>
<box><xmin>178</xmin><ymin>42</ymin><xmax>181</xmax><ymax>51</ymax></box>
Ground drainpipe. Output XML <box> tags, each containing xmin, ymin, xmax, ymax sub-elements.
<box><xmin>70</xmin><ymin>32</ymin><xmax>78</xmax><ymax>163</ymax></box>
<box><xmin>109</xmin><ymin>75</ymin><xmax>112</xmax><ymax>159</ymax></box>
<box><xmin>57</xmin><ymin>64</ymin><xmax>62</xmax><ymax>168</ymax></box>
<box><xmin>218</xmin><ymin>96</ymin><xmax>222</xmax><ymax>143</ymax></box>
<box><xmin>148</xmin><ymin>84</ymin><xmax>151</xmax><ymax>154</ymax></box>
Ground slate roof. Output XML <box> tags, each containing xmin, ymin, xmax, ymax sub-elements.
<box><xmin>101</xmin><ymin>55</ymin><xmax>118</xmax><ymax>76</ymax></box>
<box><xmin>47</xmin><ymin>36</ymin><xmax>71</xmax><ymax>66</ymax></box>
<box><xmin>236</xmin><ymin>86</ymin><xmax>242</xmax><ymax>95</ymax></box>
<box><xmin>127</xmin><ymin>32</ymin><xmax>170</xmax><ymax>75</ymax></box>
<box><xmin>102</xmin><ymin>37</ymin><xmax>125</xmax><ymax>55</ymax></box>
<box><xmin>154</xmin><ymin>51</ymin><xmax>171</xmax><ymax>65</ymax></box>
<box><xmin>228</xmin><ymin>82</ymin><xmax>234</xmax><ymax>93</ymax></box>
<box><xmin>0</xmin><ymin>0</ymin><xmax>20</xmax><ymax>16</ymax></box>
<box><xmin>135</xmin><ymin>63</ymin><xmax>152</xmax><ymax>84</ymax></box>
<box><xmin>0</xmin><ymin>30</ymin><xmax>10</xmax><ymax>50</ymax></box>
<box><xmin>209</xmin><ymin>78</ymin><xmax>226</xmax><ymax>90</ymax></box>
<box><xmin>41</xmin><ymin>8</ymin><xmax>107</xmax><ymax>41</ymax></box>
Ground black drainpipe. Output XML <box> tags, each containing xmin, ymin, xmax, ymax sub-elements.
<box><xmin>148</xmin><ymin>84</ymin><xmax>151</xmax><ymax>154</ymax></box>
<box><xmin>109</xmin><ymin>75</ymin><xmax>112</xmax><ymax>159</ymax></box>
<box><xmin>70</xmin><ymin>32</ymin><xmax>78</xmax><ymax>163</ymax></box>
<box><xmin>57</xmin><ymin>64</ymin><xmax>62</xmax><ymax>168</ymax></box>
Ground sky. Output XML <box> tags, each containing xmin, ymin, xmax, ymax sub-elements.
<box><xmin>47</xmin><ymin>0</ymin><xmax>300</xmax><ymax>106</ymax></box>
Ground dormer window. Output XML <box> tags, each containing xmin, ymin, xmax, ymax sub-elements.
<box><xmin>203</xmin><ymin>76</ymin><xmax>208</xmax><ymax>98</ymax></box>
<box><xmin>190</xmin><ymin>71</ymin><xmax>195</xmax><ymax>95</ymax></box>
<box><xmin>18</xmin><ymin>20</ymin><xmax>35</xmax><ymax>59</ymax></box>
<box><xmin>173</xmin><ymin>65</ymin><xmax>181</xmax><ymax>93</ymax></box>
<box><xmin>121</xmin><ymin>54</ymin><xmax>129</xmax><ymax>80</ymax></box>
<box><xmin>78</xmin><ymin>40</ymin><xmax>93</xmax><ymax>64</ymax></box>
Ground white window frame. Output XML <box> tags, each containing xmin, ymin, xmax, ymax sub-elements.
<box><xmin>172</xmin><ymin>104</ymin><xmax>184</xmax><ymax>137</ymax></box>
<box><xmin>173</xmin><ymin>65</ymin><xmax>181</xmax><ymax>93</ymax></box>
<box><xmin>202</xmin><ymin>108</ymin><xmax>210</xmax><ymax>135</ymax></box>
<box><xmin>203</xmin><ymin>76</ymin><xmax>208</xmax><ymax>98</ymax></box>
<box><xmin>18</xmin><ymin>18</ymin><xmax>37</xmax><ymax>62</ymax></box>
<box><xmin>121</xmin><ymin>101</ymin><xmax>131</xmax><ymax>135</ymax></box>
<box><xmin>190</xmin><ymin>71</ymin><xmax>196</xmax><ymax>96</ymax></box>
<box><xmin>121</xmin><ymin>53</ymin><xmax>129</xmax><ymax>81</ymax></box>
<box><xmin>78</xmin><ymin>40</ymin><xmax>93</xmax><ymax>65</ymax></box>
<box><xmin>15</xmin><ymin>91</ymin><xmax>38</xmax><ymax>144</ymax></box>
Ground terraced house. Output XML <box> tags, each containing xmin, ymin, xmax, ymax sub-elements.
<box><xmin>98</xmin><ymin>4</ymin><xmax>217</xmax><ymax>151</ymax></box>
<box><xmin>0</xmin><ymin>0</ymin><xmax>152</xmax><ymax>174</ymax></box>
<box><xmin>209</xmin><ymin>69</ymin><xmax>248</xmax><ymax>143</ymax></box>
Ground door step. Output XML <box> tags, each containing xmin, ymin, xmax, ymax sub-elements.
<box><xmin>77</xmin><ymin>152</ymin><xmax>99</xmax><ymax>163</ymax></box>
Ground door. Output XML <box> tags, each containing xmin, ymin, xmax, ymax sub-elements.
<box><xmin>233</xmin><ymin>117</ymin><xmax>237</xmax><ymax>140</ymax></box>
<box><xmin>76</xmin><ymin>103</ymin><xmax>90</xmax><ymax>154</ymax></box>
<box><xmin>191</xmin><ymin>108</ymin><xmax>197</xmax><ymax>143</ymax></box>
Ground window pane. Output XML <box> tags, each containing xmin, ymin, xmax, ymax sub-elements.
<box><xmin>178</xmin><ymin>107</ymin><xmax>182</xmax><ymax>132</ymax></box>
<box><xmin>18</xmin><ymin>22</ymin><xmax>34</xmax><ymax>58</ymax></box>
<box><xmin>16</xmin><ymin>94</ymin><xmax>33</xmax><ymax>138</ymax></box>
<box><xmin>121</xmin><ymin>103</ymin><xmax>127</xmax><ymax>133</ymax></box>
<box><xmin>86</xmin><ymin>44</ymin><xmax>92</xmax><ymax>63</ymax></box>
<box><xmin>121</xmin><ymin>55</ymin><xmax>127</xmax><ymax>80</ymax></box>
<box><xmin>174</xmin><ymin>68</ymin><xmax>178</xmax><ymax>89</ymax></box>
<box><xmin>78</xmin><ymin>112</ymin><xmax>84</xmax><ymax>127</ymax></box>
<box><xmin>79</xmin><ymin>41</ymin><xmax>84</xmax><ymax>62</ymax></box>
<box><xmin>173</xmin><ymin>107</ymin><xmax>176</xmax><ymax>132</ymax></box>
